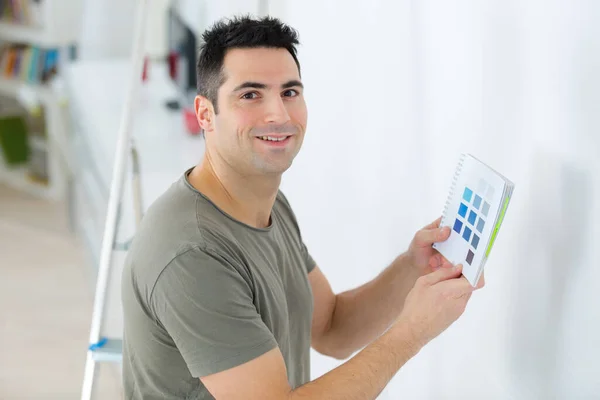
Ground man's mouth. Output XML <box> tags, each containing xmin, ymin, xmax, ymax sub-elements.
<box><xmin>256</xmin><ymin>135</ymin><xmax>291</xmax><ymax>142</ymax></box>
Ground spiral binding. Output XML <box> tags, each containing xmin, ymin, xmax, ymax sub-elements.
<box><xmin>440</xmin><ymin>153</ymin><xmax>466</xmax><ymax>226</ymax></box>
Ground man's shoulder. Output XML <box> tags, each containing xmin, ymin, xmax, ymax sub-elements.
<box><xmin>138</xmin><ymin>177</ymin><xmax>202</xmax><ymax>244</ymax></box>
<box><xmin>126</xmin><ymin>176</ymin><xmax>248</xmax><ymax>282</ymax></box>
<box><xmin>139</xmin><ymin>174</ymin><xmax>242</xmax><ymax>244</ymax></box>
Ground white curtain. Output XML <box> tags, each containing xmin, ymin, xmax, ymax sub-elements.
<box><xmin>76</xmin><ymin>0</ymin><xmax>600</xmax><ymax>397</ymax></box>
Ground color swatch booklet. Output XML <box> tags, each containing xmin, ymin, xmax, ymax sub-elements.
<box><xmin>433</xmin><ymin>153</ymin><xmax>514</xmax><ymax>286</ymax></box>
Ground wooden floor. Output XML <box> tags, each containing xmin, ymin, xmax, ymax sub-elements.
<box><xmin>0</xmin><ymin>184</ymin><xmax>122</xmax><ymax>399</ymax></box>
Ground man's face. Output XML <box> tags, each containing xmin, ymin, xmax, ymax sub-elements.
<box><xmin>198</xmin><ymin>47</ymin><xmax>307</xmax><ymax>177</ymax></box>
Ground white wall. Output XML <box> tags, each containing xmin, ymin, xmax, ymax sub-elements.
<box><xmin>77</xmin><ymin>0</ymin><xmax>137</xmax><ymax>59</ymax></box>
<box><xmin>277</xmin><ymin>1</ymin><xmax>435</xmax><ymax>397</ymax></box>
<box><xmin>77</xmin><ymin>0</ymin><xmax>179</xmax><ymax>60</ymax></box>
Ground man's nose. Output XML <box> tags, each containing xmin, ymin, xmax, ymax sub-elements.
<box><xmin>264</xmin><ymin>95</ymin><xmax>291</xmax><ymax>125</ymax></box>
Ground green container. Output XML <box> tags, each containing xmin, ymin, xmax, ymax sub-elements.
<box><xmin>0</xmin><ymin>116</ymin><xmax>30</xmax><ymax>166</ymax></box>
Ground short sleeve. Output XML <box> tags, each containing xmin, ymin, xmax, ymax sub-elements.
<box><xmin>151</xmin><ymin>247</ymin><xmax>278</xmax><ymax>377</ymax></box>
<box><xmin>301</xmin><ymin>242</ymin><xmax>316</xmax><ymax>274</ymax></box>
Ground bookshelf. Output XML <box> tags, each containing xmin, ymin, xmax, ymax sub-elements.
<box><xmin>0</xmin><ymin>75</ymin><xmax>55</xmax><ymax>101</ymax></box>
<box><xmin>0</xmin><ymin>0</ymin><xmax>83</xmax><ymax>201</ymax></box>
<box><xmin>0</xmin><ymin>0</ymin><xmax>82</xmax><ymax>46</ymax></box>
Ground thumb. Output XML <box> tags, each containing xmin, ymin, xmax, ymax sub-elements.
<box><xmin>423</xmin><ymin>263</ymin><xmax>463</xmax><ymax>285</ymax></box>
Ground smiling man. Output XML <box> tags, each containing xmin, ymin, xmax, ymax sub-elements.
<box><xmin>121</xmin><ymin>15</ymin><xmax>483</xmax><ymax>400</ymax></box>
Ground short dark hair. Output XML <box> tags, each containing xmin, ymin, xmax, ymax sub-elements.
<box><xmin>196</xmin><ymin>15</ymin><xmax>301</xmax><ymax>114</ymax></box>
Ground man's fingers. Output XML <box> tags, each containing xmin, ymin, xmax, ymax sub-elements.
<box><xmin>429</xmin><ymin>254</ymin><xmax>442</xmax><ymax>270</ymax></box>
<box><xmin>461</xmin><ymin>291</ymin><xmax>473</xmax><ymax>303</ymax></box>
<box><xmin>422</xmin><ymin>263</ymin><xmax>464</xmax><ymax>285</ymax></box>
<box><xmin>423</xmin><ymin>216</ymin><xmax>442</xmax><ymax>230</ymax></box>
<box><xmin>475</xmin><ymin>272</ymin><xmax>486</xmax><ymax>290</ymax></box>
<box><xmin>416</xmin><ymin>225</ymin><xmax>451</xmax><ymax>245</ymax></box>
<box><xmin>429</xmin><ymin>254</ymin><xmax>453</xmax><ymax>270</ymax></box>
<box><xmin>436</xmin><ymin>274</ymin><xmax>476</xmax><ymax>297</ymax></box>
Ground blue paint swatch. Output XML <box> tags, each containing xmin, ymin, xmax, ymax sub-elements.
<box><xmin>453</xmin><ymin>219</ymin><xmax>463</xmax><ymax>234</ymax></box>
<box><xmin>473</xmin><ymin>195</ymin><xmax>482</xmax><ymax>210</ymax></box>
<box><xmin>463</xmin><ymin>187</ymin><xmax>473</xmax><ymax>202</ymax></box>
<box><xmin>458</xmin><ymin>203</ymin><xmax>468</xmax><ymax>218</ymax></box>
<box><xmin>482</xmin><ymin>201</ymin><xmax>490</xmax><ymax>217</ymax></box>
<box><xmin>476</xmin><ymin>217</ymin><xmax>485</xmax><ymax>233</ymax></box>
<box><xmin>462</xmin><ymin>226</ymin><xmax>472</xmax><ymax>242</ymax></box>
<box><xmin>472</xmin><ymin>234</ymin><xmax>480</xmax><ymax>249</ymax></box>
<box><xmin>468</xmin><ymin>210</ymin><xmax>477</xmax><ymax>225</ymax></box>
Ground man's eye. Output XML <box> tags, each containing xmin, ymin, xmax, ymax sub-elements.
<box><xmin>283</xmin><ymin>89</ymin><xmax>298</xmax><ymax>97</ymax></box>
<box><xmin>242</xmin><ymin>92</ymin><xmax>259</xmax><ymax>100</ymax></box>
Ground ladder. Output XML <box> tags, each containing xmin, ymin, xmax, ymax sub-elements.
<box><xmin>80</xmin><ymin>1</ymin><xmax>150</xmax><ymax>398</ymax></box>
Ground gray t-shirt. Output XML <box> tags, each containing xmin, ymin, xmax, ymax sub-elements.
<box><xmin>121</xmin><ymin>169</ymin><xmax>316</xmax><ymax>399</ymax></box>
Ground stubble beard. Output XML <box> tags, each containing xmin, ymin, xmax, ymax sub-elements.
<box><xmin>250</xmin><ymin>147</ymin><xmax>296</xmax><ymax>176</ymax></box>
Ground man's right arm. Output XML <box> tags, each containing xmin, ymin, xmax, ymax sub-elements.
<box><xmin>201</xmin><ymin>264</ymin><xmax>476</xmax><ymax>400</ymax></box>
<box><xmin>202</xmin><ymin>322</ymin><xmax>418</xmax><ymax>400</ymax></box>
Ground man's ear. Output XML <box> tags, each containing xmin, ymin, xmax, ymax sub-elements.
<box><xmin>194</xmin><ymin>95</ymin><xmax>215</xmax><ymax>132</ymax></box>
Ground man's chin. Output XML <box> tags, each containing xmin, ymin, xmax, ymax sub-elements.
<box><xmin>254</xmin><ymin>159</ymin><xmax>294</xmax><ymax>176</ymax></box>
<box><xmin>263</xmin><ymin>163</ymin><xmax>293</xmax><ymax>176</ymax></box>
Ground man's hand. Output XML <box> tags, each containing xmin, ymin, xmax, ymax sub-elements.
<box><xmin>406</xmin><ymin>216</ymin><xmax>485</xmax><ymax>288</ymax></box>
<box><xmin>407</xmin><ymin>216</ymin><xmax>452</xmax><ymax>276</ymax></box>
<box><xmin>393</xmin><ymin>263</ymin><xmax>476</xmax><ymax>347</ymax></box>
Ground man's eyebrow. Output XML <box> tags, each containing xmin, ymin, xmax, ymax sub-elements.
<box><xmin>232</xmin><ymin>80</ymin><xmax>304</xmax><ymax>92</ymax></box>
<box><xmin>282</xmin><ymin>80</ymin><xmax>303</xmax><ymax>89</ymax></box>
<box><xmin>232</xmin><ymin>82</ymin><xmax>267</xmax><ymax>91</ymax></box>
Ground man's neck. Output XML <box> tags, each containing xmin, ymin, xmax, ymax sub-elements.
<box><xmin>187</xmin><ymin>154</ymin><xmax>281</xmax><ymax>229</ymax></box>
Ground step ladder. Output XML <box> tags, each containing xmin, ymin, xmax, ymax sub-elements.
<box><xmin>80</xmin><ymin>1</ymin><xmax>150</xmax><ymax>399</ymax></box>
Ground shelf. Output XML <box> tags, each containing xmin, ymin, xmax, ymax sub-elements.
<box><xmin>0</xmin><ymin>2</ymin><xmax>81</xmax><ymax>203</ymax></box>
<box><xmin>0</xmin><ymin>21</ymin><xmax>67</xmax><ymax>47</ymax></box>
<box><xmin>0</xmin><ymin>165</ymin><xmax>53</xmax><ymax>199</ymax></box>
<box><xmin>0</xmin><ymin>77</ymin><xmax>57</xmax><ymax>104</ymax></box>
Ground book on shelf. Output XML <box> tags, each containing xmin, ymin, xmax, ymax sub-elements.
<box><xmin>0</xmin><ymin>112</ymin><xmax>29</xmax><ymax>165</ymax></box>
<box><xmin>0</xmin><ymin>0</ymin><xmax>44</xmax><ymax>27</ymax></box>
<box><xmin>0</xmin><ymin>43</ymin><xmax>59</xmax><ymax>84</ymax></box>
<box><xmin>0</xmin><ymin>96</ymin><xmax>49</xmax><ymax>184</ymax></box>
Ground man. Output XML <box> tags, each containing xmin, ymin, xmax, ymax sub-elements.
<box><xmin>121</xmin><ymin>15</ymin><xmax>484</xmax><ymax>399</ymax></box>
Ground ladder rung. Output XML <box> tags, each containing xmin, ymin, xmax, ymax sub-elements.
<box><xmin>113</xmin><ymin>237</ymin><xmax>133</xmax><ymax>251</ymax></box>
<box><xmin>89</xmin><ymin>338</ymin><xmax>123</xmax><ymax>363</ymax></box>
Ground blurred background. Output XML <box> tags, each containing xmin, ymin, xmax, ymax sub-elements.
<box><xmin>1</xmin><ymin>0</ymin><xmax>599</xmax><ymax>398</ymax></box>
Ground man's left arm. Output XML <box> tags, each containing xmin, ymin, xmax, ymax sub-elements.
<box><xmin>310</xmin><ymin>217</ymin><xmax>471</xmax><ymax>360</ymax></box>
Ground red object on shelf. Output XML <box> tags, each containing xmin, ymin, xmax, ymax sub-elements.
<box><xmin>142</xmin><ymin>56</ymin><xmax>149</xmax><ymax>82</ymax></box>
<box><xmin>183</xmin><ymin>107</ymin><xmax>201</xmax><ymax>135</ymax></box>
<box><xmin>168</xmin><ymin>51</ymin><xmax>178</xmax><ymax>80</ymax></box>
